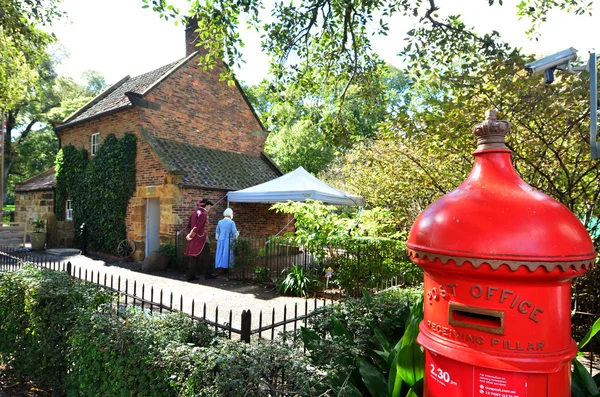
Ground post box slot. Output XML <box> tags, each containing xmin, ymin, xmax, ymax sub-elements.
<box><xmin>448</xmin><ymin>303</ymin><xmax>505</xmax><ymax>335</ymax></box>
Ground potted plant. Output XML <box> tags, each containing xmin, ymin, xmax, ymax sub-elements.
<box><xmin>30</xmin><ymin>218</ymin><xmax>46</xmax><ymax>250</ymax></box>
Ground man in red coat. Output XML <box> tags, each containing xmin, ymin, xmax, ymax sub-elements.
<box><xmin>185</xmin><ymin>198</ymin><xmax>215</xmax><ymax>280</ymax></box>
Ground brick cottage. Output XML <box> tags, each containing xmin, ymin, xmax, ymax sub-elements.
<box><xmin>15</xmin><ymin>20</ymin><xmax>292</xmax><ymax>260</ymax></box>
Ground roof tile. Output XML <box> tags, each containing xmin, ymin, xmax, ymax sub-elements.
<box><xmin>15</xmin><ymin>168</ymin><xmax>56</xmax><ymax>192</ymax></box>
<box><xmin>154</xmin><ymin>138</ymin><xmax>280</xmax><ymax>190</ymax></box>
<box><xmin>60</xmin><ymin>60</ymin><xmax>181</xmax><ymax>128</ymax></box>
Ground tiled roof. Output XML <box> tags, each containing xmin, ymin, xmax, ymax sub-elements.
<box><xmin>15</xmin><ymin>168</ymin><xmax>56</xmax><ymax>192</ymax></box>
<box><xmin>57</xmin><ymin>60</ymin><xmax>183</xmax><ymax>129</ymax></box>
<box><xmin>152</xmin><ymin>137</ymin><xmax>281</xmax><ymax>190</ymax></box>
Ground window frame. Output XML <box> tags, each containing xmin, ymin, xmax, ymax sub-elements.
<box><xmin>66</xmin><ymin>199</ymin><xmax>73</xmax><ymax>221</ymax></box>
<box><xmin>91</xmin><ymin>133</ymin><xmax>100</xmax><ymax>156</ymax></box>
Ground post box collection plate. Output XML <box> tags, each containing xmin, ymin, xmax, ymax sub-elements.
<box><xmin>426</xmin><ymin>350</ymin><xmax>528</xmax><ymax>397</ymax></box>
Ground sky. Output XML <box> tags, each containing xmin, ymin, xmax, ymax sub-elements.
<box><xmin>46</xmin><ymin>0</ymin><xmax>600</xmax><ymax>87</ymax></box>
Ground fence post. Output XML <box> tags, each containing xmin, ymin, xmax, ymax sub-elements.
<box><xmin>80</xmin><ymin>223</ymin><xmax>88</xmax><ymax>255</ymax></box>
<box><xmin>66</xmin><ymin>261</ymin><xmax>72</xmax><ymax>277</ymax></box>
<box><xmin>241</xmin><ymin>310</ymin><xmax>251</xmax><ymax>343</ymax></box>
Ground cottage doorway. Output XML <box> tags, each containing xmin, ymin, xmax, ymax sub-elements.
<box><xmin>145</xmin><ymin>198</ymin><xmax>160</xmax><ymax>256</ymax></box>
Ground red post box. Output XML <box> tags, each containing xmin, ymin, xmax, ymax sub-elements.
<box><xmin>407</xmin><ymin>110</ymin><xmax>596</xmax><ymax>397</ymax></box>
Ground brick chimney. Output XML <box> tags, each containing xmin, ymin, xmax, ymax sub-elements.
<box><xmin>185</xmin><ymin>17</ymin><xmax>199</xmax><ymax>56</ymax></box>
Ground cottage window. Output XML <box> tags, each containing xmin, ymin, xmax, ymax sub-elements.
<box><xmin>91</xmin><ymin>133</ymin><xmax>100</xmax><ymax>156</ymax></box>
<box><xmin>66</xmin><ymin>199</ymin><xmax>73</xmax><ymax>221</ymax></box>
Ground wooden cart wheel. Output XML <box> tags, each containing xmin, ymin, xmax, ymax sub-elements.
<box><xmin>117</xmin><ymin>239</ymin><xmax>136</xmax><ymax>258</ymax></box>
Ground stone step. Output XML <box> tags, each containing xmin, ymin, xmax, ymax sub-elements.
<box><xmin>46</xmin><ymin>248</ymin><xmax>80</xmax><ymax>256</ymax></box>
<box><xmin>0</xmin><ymin>226</ymin><xmax>25</xmax><ymax>231</ymax></box>
<box><xmin>0</xmin><ymin>231</ymin><xmax>25</xmax><ymax>235</ymax></box>
<box><xmin>0</xmin><ymin>239</ymin><xmax>25</xmax><ymax>246</ymax></box>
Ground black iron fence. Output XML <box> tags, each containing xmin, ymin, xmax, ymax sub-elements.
<box><xmin>573</xmin><ymin>266</ymin><xmax>600</xmax><ymax>375</ymax></box>
<box><xmin>0</xmin><ymin>246</ymin><xmax>332</xmax><ymax>343</ymax></box>
<box><xmin>174</xmin><ymin>233</ymin><xmax>316</xmax><ymax>280</ymax></box>
<box><xmin>175</xmin><ymin>233</ymin><xmax>420</xmax><ymax>297</ymax></box>
<box><xmin>2</xmin><ymin>246</ymin><xmax>598</xmax><ymax>375</ymax></box>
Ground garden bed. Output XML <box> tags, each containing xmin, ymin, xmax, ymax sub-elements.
<box><xmin>0</xmin><ymin>363</ymin><xmax>52</xmax><ymax>397</ymax></box>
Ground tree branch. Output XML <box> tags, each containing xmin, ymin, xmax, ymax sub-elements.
<box><xmin>423</xmin><ymin>0</ymin><xmax>490</xmax><ymax>46</ymax></box>
<box><xmin>17</xmin><ymin>119</ymin><xmax>37</xmax><ymax>144</ymax></box>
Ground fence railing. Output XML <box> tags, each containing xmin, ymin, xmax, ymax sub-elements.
<box><xmin>174</xmin><ymin>233</ymin><xmax>317</xmax><ymax>280</ymax></box>
<box><xmin>175</xmin><ymin>233</ymin><xmax>419</xmax><ymax>297</ymax></box>
<box><xmin>572</xmin><ymin>268</ymin><xmax>600</xmax><ymax>375</ymax></box>
<box><xmin>0</xmin><ymin>246</ymin><xmax>333</xmax><ymax>343</ymax></box>
<box><xmin>2</xmin><ymin>246</ymin><xmax>598</xmax><ymax>374</ymax></box>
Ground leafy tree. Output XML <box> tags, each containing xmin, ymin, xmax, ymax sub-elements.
<box><xmin>248</xmin><ymin>65</ymin><xmax>412</xmax><ymax>173</ymax></box>
<box><xmin>0</xmin><ymin>0</ymin><xmax>65</xmax><ymax>110</ymax></box>
<box><xmin>265</xmin><ymin>119</ymin><xmax>335</xmax><ymax>174</ymax></box>
<box><xmin>6</xmin><ymin>129</ymin><xmax>58</xmax><ymax>203</ymax></box>
<box><xmin>341</xmin><ymin>55</ymin><xmax>600</xmax><ymax>248</ymax></box>
<box><xmin>4</xmin><ymin>69</ymin><xmax>107</xmax><ymax>203</ymax></box>
<box><xmin>80</xmin><ymin>70</ymin><xmax>107</xmax><ymax>97</ymax></box>
<box><xmin>146</xmin><ymin>0</ymin><xmax>594</xmax><ymax>180</ymax></box>
<box><xmin>145</xmin><ymin>0</ymin><xmax>589</xmax><ymax>94</ymax></box>
<box><xmin>0</xmin><ymin>35</ymin><xmax>39</xmax><ymax>112</ymax></box>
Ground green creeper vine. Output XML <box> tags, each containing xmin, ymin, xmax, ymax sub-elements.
<box><xmin>55</xmin><ymin>133</ymin><xmax>137</xmax><ymax>255</ymax></box>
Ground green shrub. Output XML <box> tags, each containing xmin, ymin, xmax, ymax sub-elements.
<box><xmin>572</xmin><ymin>317</ymin><xmax>600</xmax><ymax>397</ymax></box>
<box><xmin>328</xmin><ymin>237</ymin><xmax>422</xmax><ymax>296</ymax></box>
<box><xmin>302</xmin><ymin>291</ymin><xmax>425</xmax><ymax>397</ymax></box>
<box><xmin>157</xmin><ymin>242</ymin><xmax>176</xmax><ymax>262</ymax></box>
<box><xmin>309</xmin><ymin>286</ymin><xmax>423</xmax><ymax>349</ymax></box>
<box><xmin>253</xmin><ymin>266</ymin><xmax>270</xmax><ymax>281</ymax></box>
<box><xmin>277</xmin><ymin>265</ymin><xmax>317</xmax><ymax>297</ymax></box>
<box><xmin>32</xmin><ymin>218</ymin><xmax>46</xmax><ymax>232</ymax></box>
<box><xmin>99</xmin><ymin>334</ymin><xmax>329</xmax><ymax>396</ymax></box>
<box><xmin>233</xmin><ymin>237</ymin><xmax>258</xmax><ymax>272</ymax></box>
<box><xmin>205</xmin><ymin>339</ymin><xmax>329</xmax><ymax>396</ymax></box>
<box><xmin>0</xmin><ymin>265</ymin><xmax>113</xmax><ymax>389</ymax></box>
<box><xmin>65</xmin><ymin>306</ymin><xmax>213</xmax><ymax>396</ymax></box>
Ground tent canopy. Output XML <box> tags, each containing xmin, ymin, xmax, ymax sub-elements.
<box><xmin>227</xmin><ymin>167</ymin><xmax>365</xmax><ymax>206</ymax></box>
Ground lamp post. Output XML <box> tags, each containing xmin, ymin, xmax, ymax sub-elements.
<box><xmin>590</xmin><ymin>52</ymin><xmax>598</xmax><ymax>159</ymax></box>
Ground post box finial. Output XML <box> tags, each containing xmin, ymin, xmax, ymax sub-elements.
<box><xmin>473</xmin><ymin>109</ymin><xmax>510</xmax><ymax>150</ymax></box>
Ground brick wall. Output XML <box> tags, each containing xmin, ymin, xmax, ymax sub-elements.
<box><xmin>14</xmin><ymin>190</ymin><xmax>54</xmax><ymax>227</ymax></box>
<box><xmin>55</xmin><ymin>50</ymin><xmax>275</xmax><ymax>260</ymax></box>
<box><xmin>58</xmin><ymin>110</ymin><xmax>170</xmax><ymax>188</ymax></box>
<box><xmin>229</xmin><ymin>202</ymin><xmax>294</xmax><ymax>238</ymax></box>
<box><xmin>56</xmin><ymin>221</ymin><xmax>75</xmax><ymax>248</ymax></box>
<box><xmin>175</xmin><ymin>188</ymin><xmax>292</xmax><ymax>239</ymax></box>
<box><xmin>141</xmin><ymin>58</ymin><xmax>267</xmax><ymax>156</ymax></box>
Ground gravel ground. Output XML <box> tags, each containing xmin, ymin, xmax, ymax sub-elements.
<box><xmin>21</xmin><ymin>251</ymin><xmax>330</xmax><ymax>337</ymax></box>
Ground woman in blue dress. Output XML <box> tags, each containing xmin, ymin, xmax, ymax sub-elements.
<box><xmin>215</xmin><ymin>208</ymin><xmax>239</xmax><ymax>271</ymax></box>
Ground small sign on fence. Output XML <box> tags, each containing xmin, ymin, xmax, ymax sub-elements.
<box><xmin>325</xmin><ymin>267</ymin><xmax>332</xmax><ymax>288</ymax></box>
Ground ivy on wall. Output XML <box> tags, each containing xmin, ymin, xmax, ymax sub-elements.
<box><xmin>55</xmin><ymin>134</ymin><xmax>137</xmax><ymax>255</ymax></box>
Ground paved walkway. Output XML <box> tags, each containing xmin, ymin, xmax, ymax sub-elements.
<box><xmin>22</xmin><ymin>251</ymin><xmax>330</xmax><ymax>338</ymax></box>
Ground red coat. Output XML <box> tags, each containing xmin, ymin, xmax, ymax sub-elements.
<box><xmin>185</xmin><ymin>207</ymin><xmax>209</xmax><ymax>257</ymax></box>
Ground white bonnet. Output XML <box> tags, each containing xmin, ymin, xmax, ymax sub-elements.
<box><xmin>223</xmin><ymin>208</ymin><xmax>234</xmax><ymax>218</ymax></box>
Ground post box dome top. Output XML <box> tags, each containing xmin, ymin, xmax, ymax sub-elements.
<box><xmin>406</xmin><ymin>110</ymin><xmax>596</xmax><ymax>272</ymax></box>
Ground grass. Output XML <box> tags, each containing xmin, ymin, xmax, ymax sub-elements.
<box><xmin>2</xmin><ymin>205</ymin><xmax>15</xmax><ymax>226</ymax></box>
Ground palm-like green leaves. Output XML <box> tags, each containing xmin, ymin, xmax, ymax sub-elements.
<box><xmin>301</xmin><ymin>291</ymin><xmax>425</xmax><ymax>396</ymax></box>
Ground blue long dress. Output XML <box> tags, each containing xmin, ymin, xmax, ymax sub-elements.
<box><xmin>215</xmin><ymin>218</ymin><xmax>238</xmax><ymax>269</ymax></box>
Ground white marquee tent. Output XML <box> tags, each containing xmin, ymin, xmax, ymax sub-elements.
<box><xmin>227</xmin><ymin>167</ymin><xmax>365</xmax><ymax>206</ymax></box>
